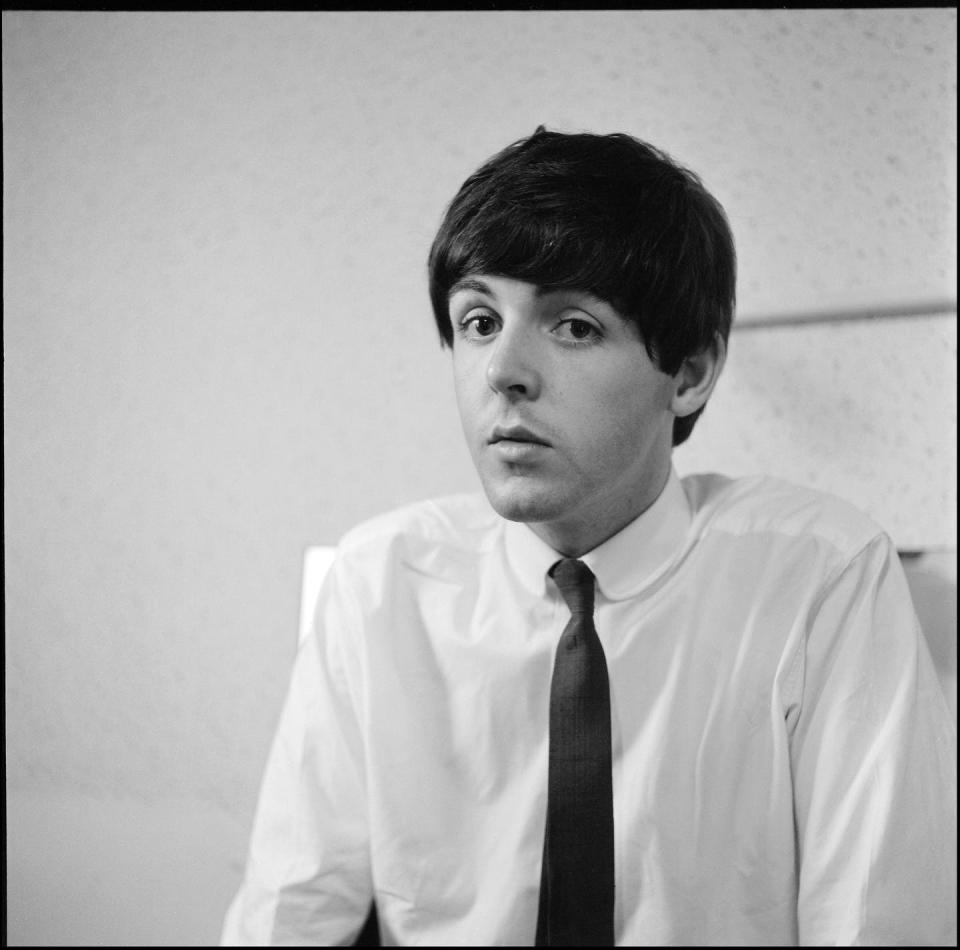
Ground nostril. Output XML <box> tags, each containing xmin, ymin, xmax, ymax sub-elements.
<box><xmin>487</xmin><ymin>356</ymin><xmax>536</xmax><ymax>397</ymax></box>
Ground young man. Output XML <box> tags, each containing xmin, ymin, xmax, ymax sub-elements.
<box><xmin>222</xmin><ymin>128</ymin><xmax>956</xmax><ymax>946</ymax></box>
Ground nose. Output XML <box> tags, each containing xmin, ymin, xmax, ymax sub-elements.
<box><xmin>486</xmin><ymin>324</ymin><xmax>542</xmax><ymax>399</ymax></box>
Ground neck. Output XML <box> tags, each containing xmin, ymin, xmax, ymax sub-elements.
<box><xmin>528</xmin><ymin>466</ymin><xmax>671</xmax><ymax>558</ymax></box>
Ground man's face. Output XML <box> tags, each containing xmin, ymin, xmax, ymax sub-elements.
<box><xmin>450</xmin><ymin>274</ymin><xmax>678</xmax><ymax>555</ymax></box>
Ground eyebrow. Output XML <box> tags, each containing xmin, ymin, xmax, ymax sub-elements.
<box><xmin>447</xmin><ymin>277</ymin><xmax>496</xmax><ymax>298</ymax></box>
<box><xmin>447</xmin><ymin>277</ymin><xmax>600</xmax><ymax>303</ymax></box>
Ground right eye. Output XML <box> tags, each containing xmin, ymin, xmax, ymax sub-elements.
<box><xmin>457</xmin><ymin>311</ymin><xmax>500</xmax><ymax>340</ymax></box>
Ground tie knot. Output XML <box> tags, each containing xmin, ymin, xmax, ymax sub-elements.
<box><xmin>549</xmin><ymin>558</ymin><xmax>595</xmax><ymax>615</ymax></box>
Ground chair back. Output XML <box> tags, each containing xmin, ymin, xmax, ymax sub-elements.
<box><xmin>298</xmin><ymin>545</ymin><xmax>337</xmax><ymax>645</ymax></box>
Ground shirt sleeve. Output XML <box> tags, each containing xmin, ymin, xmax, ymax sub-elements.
<box><xmin>220</xmin><ymin>552</ymin><xmax>373</xmax><ymax>946</ymax></box>
<box><xmin>790</xmin><ymin>533</ymin><xmax>957</xmax><ymax>945</ymax></box>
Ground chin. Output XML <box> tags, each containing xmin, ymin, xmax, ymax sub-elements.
<box><xmin>481</xmin><ymin>477</ymin><xmax>570</xmax><ymax>526</ymax></box>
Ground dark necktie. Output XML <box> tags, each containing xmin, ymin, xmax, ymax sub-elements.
<box><xmin>535</xmin><ymin>558</ymin><xmax>615</xmax><ymax>947</ymax></box>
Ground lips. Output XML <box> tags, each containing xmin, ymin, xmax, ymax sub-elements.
<box><xmin>489</xmin><ymin>424</ymin><xmax>550</xmax><ymax>446</ymax></box>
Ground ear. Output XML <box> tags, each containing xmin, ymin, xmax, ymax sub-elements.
<box><xmin>670</xmin><ymin>333</ymin><xmax>726</xmax><ymax>419</ymax></box>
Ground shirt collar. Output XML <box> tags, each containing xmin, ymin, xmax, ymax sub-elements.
<box><xmin>503</xmin><ymin>467</ymin><xmax>691</xmax><ymax>601</ymax></box>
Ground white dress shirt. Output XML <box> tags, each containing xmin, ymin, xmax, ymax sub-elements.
<box><xmin>222</xmin><ymin>469</ymin><xmax>956</xmax><ymax>946</ymax></box>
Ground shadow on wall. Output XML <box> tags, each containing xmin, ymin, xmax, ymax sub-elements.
<box><xmin>901</xmin><ymin>551</ymin><xmax>957</xmax><ymax>720</ymax></box>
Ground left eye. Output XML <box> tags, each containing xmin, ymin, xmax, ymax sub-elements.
<box><xmin>557</xmin><ymin>318</ymin><xmax>599</xmax><ymax>342</ymax></box>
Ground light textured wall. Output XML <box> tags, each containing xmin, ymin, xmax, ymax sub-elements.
<box><xmin>3</xmin><ymin>9</ymin><xmax>956</xmax><ymax>946</ymax></box>
<box><xmin>674</xmin><ymin>312</ymin><xmax>957</xmax><ymax>547</ymax></box>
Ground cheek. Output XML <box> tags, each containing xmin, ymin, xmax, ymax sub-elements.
<box><xmin>452</xmin><ymin>361</ymin><xmax>484</xmax><ymax>430</ymax></box>
<box><xmin>570</xmin><ymin>374</ymin><xmax>669</xmax><ymax>456</ymax></box>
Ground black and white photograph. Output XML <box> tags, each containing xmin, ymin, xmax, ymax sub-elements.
<box><xmin>4</xmin><ymin>9</ymin><xmax>956</xmax><ymax>946</ymax></box>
